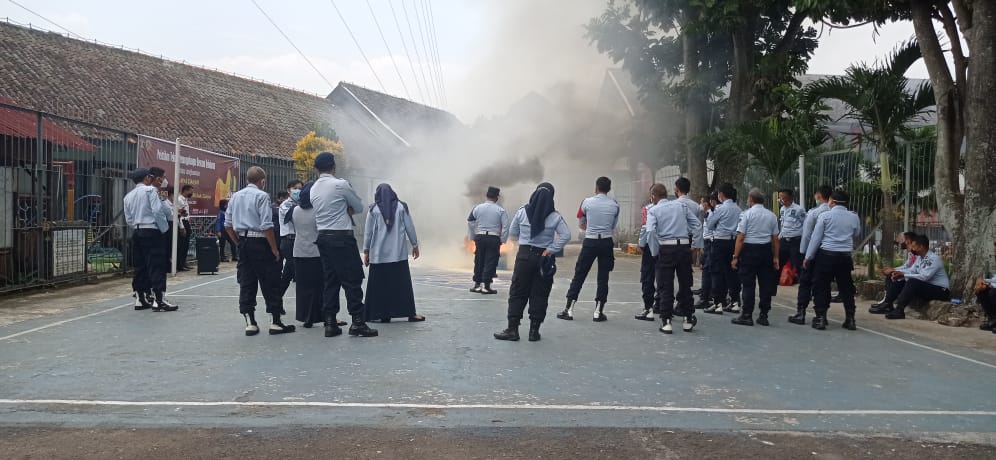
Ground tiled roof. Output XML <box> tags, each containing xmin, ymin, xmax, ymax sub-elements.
<box><xmin>0</xmin><ymin>22</ymin><xmax>461</xmax><ymax>161</ymax></box>
<box><xmin>328</xmin><ymin>82</ymin><xmax>463</xmax><ymax>146</ymax></box>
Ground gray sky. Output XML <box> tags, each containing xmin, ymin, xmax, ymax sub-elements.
<box><xmin>1</xmin><ymin>0</ymin><xmax>931</xmax><ymax>122</ymax></box>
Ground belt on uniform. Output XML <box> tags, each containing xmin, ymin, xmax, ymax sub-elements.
<box><xmin>519</xmin><ymin>244</ymin><xmax>547</xmax><ymax>254</ymax></box>
<box><xmin>318</xmin><ymin>229</ymin><xmax>353</xmax><ymax>236</ymax></box>
<box><xmin>477</xmin><ymin>231</ymin><xmax>498</xmax><ymax>236</ymax></box>
<box><xmin>712</xmin><ymin>235</ymin><xmax>735</xmax><ymax>240</ymax></box>
<box><xmin>283</xmin><ymin>234</ymin><xmax>296</xmax><ymax>240</ymax></box>
<box><xmin>818</xmin><ymin>249</ymin><xmax>851</xmax><ymax>257</ymax></box>
<box><xmin>780</xmin><ymin>236</ymin><xmax>801</xmax><ymax>240</ymax></box>
<box><xmin>241</xmin><ymin>231</ymin><xmax>266</xmax><ymax>238</ymax></box>
<box><xmin>134</xmin><ymin>224</ymin><xmax>157</xmax><ymax>229</ymax></box>
<box><xmin>585</xmin><ymin>233</ymin><xmax>612</xmax><ymax>239</ymax></box>
<box><xmin>659</xmin><ymin>238</ymin><xmax>691</xmax><ymax>246</ymax></box>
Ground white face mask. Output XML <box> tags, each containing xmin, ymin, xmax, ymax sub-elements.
<box><xmin>160</xmin><ymin>178</ymin><xmax>169</xmax><ymax>189</ymax></box>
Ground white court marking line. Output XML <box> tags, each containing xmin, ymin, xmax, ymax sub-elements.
<box><xmin>0</xmin><ymin>399</ymin><xmax>994</xmax><ymax>416</ymax></box>
<box><xmin>769</xmin><ymin>302</ymin><xmax>996</xmax><ymax>371</ymax></box>
<box><xmin>0</xmin><ymin>275</ymin><xmax>235</xmax><ymax>342</ymax></box>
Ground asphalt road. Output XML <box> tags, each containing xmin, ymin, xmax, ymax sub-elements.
<box><xmin>1</xmin><ymin>251</ymin><xmax>995</xmax><ymax>457</ymax></box>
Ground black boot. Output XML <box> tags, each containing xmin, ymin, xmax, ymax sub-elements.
<box><xmin>635</xmin><ymin>305</ymin><xmax>655</xmax><ymax>321</ymax></box>
<box><xmin>593</xmin><ymin>301</ymin><xmax>607</xmax><ymax>322</ymax></box>
<box><xmin>481</xmin><ymin>283</ymin><xmax>498</xmax><ymax>295</ymax></box>
<box><xmin>494</xmin><ymin>319</ymin><xmax>520</xmax><ymax>341</ymax></box>
<box><xmin>557</xmin><ymin>299</ymin><xmax>575</xmax><ymax>320</ymax></box>
<box><xmin>243</xmin><ymin>313</ymin><xmax>259</xmax><ymax>336</ymax></box>
<box><xmin>528</xmin><ymin>321</ymin><xmax>541</xmax><ymax>342</ymax></box>
<box><xmin>348</xmin><ymin>316</ymin><xmax>379</xmax><ymax>337</ymax></box>
<box><xmin>324</xmin><ymin>314</ymin><xmax>342</xmax><ymax>337</ymax></box>
<box><xmin>470</xmin><ymin>283</ymin><xmax>482</xmax><ymax>293</ymax></box>
<box><xmin>693</xmin><ymin>297</ymin><xmax>712</xmax><ymax>309</ymax></box>
<box><xmin>788</xmin><ymin>306</ymin><xmax>806</xmax><ymax>325</ymax></box>
<box><xmin>731</xmin><ymin>313</ymin><xmax>754</xmax><ymax>326</ymax></box>
<box><xmin>152</xmin><ymin>290</ymin><xmax>178</xmax><ymax>312</ymax></box>
<box><xmin>842</xmin><ymin>313</ymin><xmax>857</xmax><ymax>330</ymax></box>
<box><xmin>756</xmin><ymin>311</ymin><xmax>770</xmax><ymax>326</ymax></box>
<box><xmin>269</xmin><ymin>314</ymin><xmax>296</xmax><ymax>335</ymax></box>
<box><xmin>134</xmin><ymin>291</ymin><xmax>154</xmax><ymax>311</ymax></box>
<box><xmin>885</xmin><ymin>306</ymin><xmax>907</xmax><ymax>320</ymax></box>
<box><xmin>869</xmin><ymin>302</ymin><xmax>894</xmax><ymax>314</ymax></box>
<box><xmin>812</xmin><ymin>314</ymin><xmax>828</xmax><ymax>330</ymax></box>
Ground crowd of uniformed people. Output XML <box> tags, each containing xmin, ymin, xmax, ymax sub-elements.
<box><xmin>126</xmin><ymin>151</ymin><xmax>996</xmax><ymax>341</ymax></box>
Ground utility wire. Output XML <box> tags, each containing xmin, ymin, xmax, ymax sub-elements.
<box><xmin>410</xmin><ymin>0</ymin><xmax>438</xmax><ymax>106</ymax></box>
<box><xmin>400</xmin><ymin>0</ymin><xmax>436</xmax><ymax>106</ymax></box>
<box><xmin>365</xmin><ymin>0</ymin><xmax>411</xmax><ymax>100</ymax></box>
<box><xmin>424</xmin><ymin>0</ymin><xmax>447</xmax><ymax>107</ymax></box>
<box><xmin>388</xmin><ymin>0</ymin><xmax>427</xmax><ymax>104</ymax></box>
<box><xmin>8</xmin><ymin>0</ymin><xmax>85</xmax><ymax>39</ymax></box>
<box><xmin>329</xmin><ymin>0</ymin><xmax>387</xmax><ymax>92</ymax></box>
<box><xmin>250</xmin><ymin>0</ymin><xmax>336</xmax><ymax>90</ymax></box>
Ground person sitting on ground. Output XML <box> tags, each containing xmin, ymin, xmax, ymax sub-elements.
<box><xmin>869</xmin><ymin>231</ymin><xmax>919</xmax><ymax>314</ymax></box>
<box><xmin>884</xmin><ymin>235</ymin><xmax>951</xmax><ymax>320</ymax></box>
<box><xmin>975</xmin><ymin>242</ymin><xmax>996</xmax><ymax>333</ymax></box>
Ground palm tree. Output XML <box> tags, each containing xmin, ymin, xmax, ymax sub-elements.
<box><xmin>806</xmin><ymin>39</ymin><xmax>935</xmax><ymax>262</ymax></box>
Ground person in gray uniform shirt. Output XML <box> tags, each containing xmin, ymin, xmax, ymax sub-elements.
<box><xmin>558</xmin><ymin>176</ymin><xmax>620</xmax><ymax>322</ymax></box>
<box><xmin>730</xmin><ymin>189</ymin><xmax>780</xmax><ymax>327</ymax></box>
<box><xmin>467</xmin><ymin>186</ymin><xmax>509</xmax><ymax>294</ymax></box>
<box><xmin>777</xmin><ymin>188</ymin><xmax>806</xmax><ymax>284</ymax></box>
<box><xmin>363</xmin><ymin>183</ymin><xmax>425</xmax><ymax>323</ymax></box>
<box><xmin>804</xmin><ymin>190</ymin><xmax>862</xmax><ymax>331</ymax></box>
<box><xmin>278</xmin><ymin>179</ymin><xmax>303</xmax><ymax>296</ymax></box>
<box><xmin>704</xmin><ymin>183</ymin><xmax>742</xmax><ymax>315</ymax></box>
<box><xmin>309</xmin><ymin>152</ymin><xmax>378</xmax><ymax>338</ymax></box>
<box><xmin>790</xmin><ymin>185</ymin><xmax>832</xmax><ymax>325</ymax></box>
<box><xmin>635</xmin><ymin>184</ymin><xmax>667</xmax><ymax>321</ymax></box>
<box><xmin>673</xmin><ymin>178</ymin><xmax>704</xmax><ymax>289</ymax></box>
<box><xmin>644</xmin><ymin>183</ymin><xmax>702</xmax><ymax>334</ymax></box>
<box><xmin>494</xmin><ymin>182</ymin><xmax>571</xmax><ymax>342</ymax></box>
<box><xmin>224</xmin><ymin>166</ymin><xmax>294</xmax><ymax>336</ymax></box>
<box><xmin>123</xmin><ymin>168</ymin><xmax>169</xmax><ymax>311</ymax></box>
<box><xmin>884</xmin><ymin>234</ymin><xmax>951</xmax><ymax>320</ymax></box>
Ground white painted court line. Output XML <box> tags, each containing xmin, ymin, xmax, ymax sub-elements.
<box><xmin>0</xmin><ymin>399</ymin><xmax>993</xmax><ymax>416</ymax></box>
<box><xmin>0</xmin><ymin>275</ymin><xmax>235</xmax><ymax>342</ymax></box>
<box><xmin>770</xmin><ymin>302</ymin><xmax>996</xmax><ymax>371</ymax></box>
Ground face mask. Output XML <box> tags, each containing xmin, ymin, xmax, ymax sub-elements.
<box><xmin>160</xmin><ymin>178</ymin><xmax>168</xmax><ymax>189</ymax></box>
<box><xmin>290</xmin><ymin>189</ymin><xmax>301</xmax><ymax>201</ymax></box>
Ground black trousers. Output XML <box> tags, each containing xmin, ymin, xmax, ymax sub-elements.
<box><xmin>132</xmin><ymin>228</ymin><xmax>165</xmax><ymax>293</ymax></box>
<box><xmin>812</xmin><ymin>250</ymin><xmax>856</xmax><ymax>316</ymax></box>
<box><xmin>700</xmin><ymin>240</ymin><xmax>712</xmax><ymax>298</ymax></box>
<box><xmin>796</xmin><ymin>260</ymin><xmax>816</xmax><ymax>309</ymax></box>
<box><xmin>158</xmin><ymin>222</ymin><xmax>175</xmax><ymax>291</ymax></box>
<box><xmin>177</xmin><ymin>219</ymin><xmax>192</xmax><ymax>268</ymax></box>
<box><xmin>279</xmin><ymin>236</ymin><xmax>296</xmax><ymax>296</ymax></box>
<box><xmin>978</xmin><ymin>289</ymin><xmax>996</xmax><ymax>324</ymax></box>
<box><xmin>778</xmin><ymin>236</ymin><xmax>803</xmax><ymax>283</ymax></box>
<box><xmin>710</xmin><ymin>239</ymin><xmax>740</xmax><ymax>305</ymax></box>
<box><xmin>639</xmin><ymin>245</ymin><xmax>658</xmax><ymax>310</ymax></box>
<box><xmin>882</xmin><ymin>276</ymin><xmax>905</xmax><ymax>304</ymax></box>
<box><xmin>218</xmin><ymin>232</ymin><xmax>238</xmax><ymax>260</ymax></box>
<box><xmin>739</xmin><ymin>243</ymin><xmax>777</xmax><ymax>316</ymax></box>
<box><xmin>566</xmin><ymin>238</ymin><xmax>615</xmax><ymax>302</ymax></box>
<box><xmin>896</xmin><ymin>278</ymin><xmax>950</xmax><ymax>308</ymax></box>
<box><xmin>473</xmin><ymin>234</ymin><xmax>501</xmax><ymax>284</ymax></box>
<box><xmin>316</xmin><ymin>232</ymin><xmax>366</xmax><ymax>319</ymax></box>
<box><xmin>655</xmin><ymin>243</ymin><xmax>694</xmax><ymax>319</ymax></box>
<box><xmin>507</xmin><ymin>245</ymin><xmax>554</xmax><ymax>323</ymax></box>
<box><xmin>236</xmin><ymin>238</ymin><xmax>284</xmax><ymax>315</ymax></box>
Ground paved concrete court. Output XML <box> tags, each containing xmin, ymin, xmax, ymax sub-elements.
<box><xmin>1</xmin><ymin>251</ymin><xmax>995</xmax><ymax>442</ymax></box>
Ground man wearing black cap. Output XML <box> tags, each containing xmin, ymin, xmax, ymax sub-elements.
<box><xmin>309</xmin><ymin>152</ymin><xmax>378</xmax><ymax>338</ymax></box>
<box><xmin>124</xmin><ymin>168</ymin><xmax>169</xmax><ymax>310</ymax></box>
<box><xmin>804</xmin><ymin>190</ymin><xmax>862</xmax><ymax>331</ymax></box>
<box><xmin>467</xmin><ymin>186</ymin><xmax>509</xmax><ymax>294</ymax></box>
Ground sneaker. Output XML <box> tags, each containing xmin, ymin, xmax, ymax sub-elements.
<box><xmin>659</xmin><ymin>318</ymin><xmax>673</xmax><ymax>334</ymax></box>
<box><xmin>703</xmin><ymin>304</ymin><xmax>723</xmax><ymax>315</ymax></box>
<box><xmin>728</xmin><ymin>302</ymin><xmax>741</xmax><ymax>313</ymax></box>
<box><xmin>152</xmin><ymin>300</ymin><xmax>179</xmax><ymax>312</ymax></box>
<box><xmin>683</xmin><ymin>315</ymin><xmax>697</xmax><ymax>332</ymax></box>
<box><xmin>634</xmin><ymin>309</ymin><xmax>655</xmax><ymax>321</ymax></box>
<box><xmin>245</xmin><ymin>324</ymin><xmax>260</xmax><ymax>336</ymax></box>
<box><xmin>470</xmin><ymin>284</ymin><xmax>483</xmax><ymax>293</ymax></box>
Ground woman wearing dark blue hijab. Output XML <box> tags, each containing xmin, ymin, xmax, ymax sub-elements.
<box><xmin>362</xmin><ymin>183</ymin><xmax>424</xmax><ymax>323</ymax></box>
<box><xmin>494</xmin><ymin>182</ymin><xmax>571</xmax><ymax>342</ymax></box>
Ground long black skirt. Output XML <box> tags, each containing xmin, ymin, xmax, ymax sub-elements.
<box><xmin>364</xmin><ymin>260</ymin><xmax>417</xmax><ymax>321</ymax></box>
<box><xmin>294</xmin><ymin>257</ymin><xmax>325</xmax><ymax>324</ymax></box>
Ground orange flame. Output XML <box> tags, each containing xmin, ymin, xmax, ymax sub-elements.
<box><xmin>464</xmin><ymin>237</ymin><xmax>515</xmax><ymax>255</ymax></box>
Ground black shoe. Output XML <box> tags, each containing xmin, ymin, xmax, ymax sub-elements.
<box><xmin>245</xmin><ymin>324</ymin><xmax>259</xmax><ymax>336</ymax></box>
<box><xmin>703</xmin><ymin>304</ymin><xmax>723</xmax><ymax>315</ymax></box>
<box><xmin>756</xmin><ymin>314</ymin><xmax>770</xmax><ymax>326</ymax></box>
<box><xmin>470</xmin><ymin>283</ymin><xmax>482</xmax><ymax>293</ymax></box>
<box><xmin>325</xmin><ymin>323</ymin><xmax>342</xmax><ymax>337</ymax></box>
<box><xmin>842</xmin><ymin>316</ymin><xmax>857</xmax><ymax>330</ymax></box>
<box><xmin>593</xmin><ymin>312</ymin><xmax>607</xmax><ymax>322</ymax></box>
<box><xmin>152</xmin><ymin>300</ymin><xmax>179</xmax><ymax>312</ymax></box>
<box><xmin>812</xmin><ymin>316</ymin><xmax>828</xmax><ymax>330</ymax></box>
<box><xmin>494</xmin><ymin>324</ymin><xmax>520</xmax><ymax>341</ymax></box>
<box><xmin>788</xmin><ymin>307</ymin><xmax>806</xmax><ymax>325</ymax></box>
<box><xmin>693</xmin><ymin>298</ymin><xmax>712</xmax><ymax>309</ymax></box>
<box><xmin>731</xmin><ymin>314</ymin><xmax>754</xmax><ymax>326</ymax></box>
<box><xmin>481</xmin><ymin>285</ymin><xmax>498</xmax><ymax>295</ymax></box>
<box><xmin>634</xmin><ymin>309</ymin><xmax>655</xmax><ymax>321</ymax></box>
<box><xmin>302</xmin><ymin>322</ymin><xmax>313</xmax><ymax>328</ymax></box>
<box><xmin>691</xmin><ymin>289</ymin><xmax>702</xmax><ymax>296</ymax></box>
<box><xmin>557</xmin><ymin>300</ymin><xmax>575</xmax><ymax>320</ymax></box>
<box><xmin>885</xmin><ymin>310</ymin><xmax>906</xmax><ymax>320</ymax></box>
<box><xmin>269</xmin><ymin>323</ymin><xmax>296</xmax><ymax>335</ymax></box>
<box><xmin>981</xmin><ymin>322</ymin><xmax>995</xmax><ymax>331</ymax></box>
<box><xmin>869</xmin><ymin>303</ymin><xmax>894</xmax><ymax>314</ymax></box>
<box><xmin>831</xmin><ymin>293</ymin><xmax>842</xmax><ymax>303</ymax></box>
<box><xmin>528</xmin><ymin>321</ymin><xmax>541</xmax><ymax>342</ymax></box>
<box><xmin>348</xmin><ymin>322</ymin><xmax>379</xmax><ymax>337</ymax></box>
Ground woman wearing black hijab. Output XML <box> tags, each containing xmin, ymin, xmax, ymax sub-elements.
<box><xmin>362</xmin><ymin>183</ymin><xmax>423</xmax><ymax>323</ymax></box>
<box><xmin>494</xmin><ymin>182</ymin><xmax>571</xmax><ymax>342</ymax></box>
